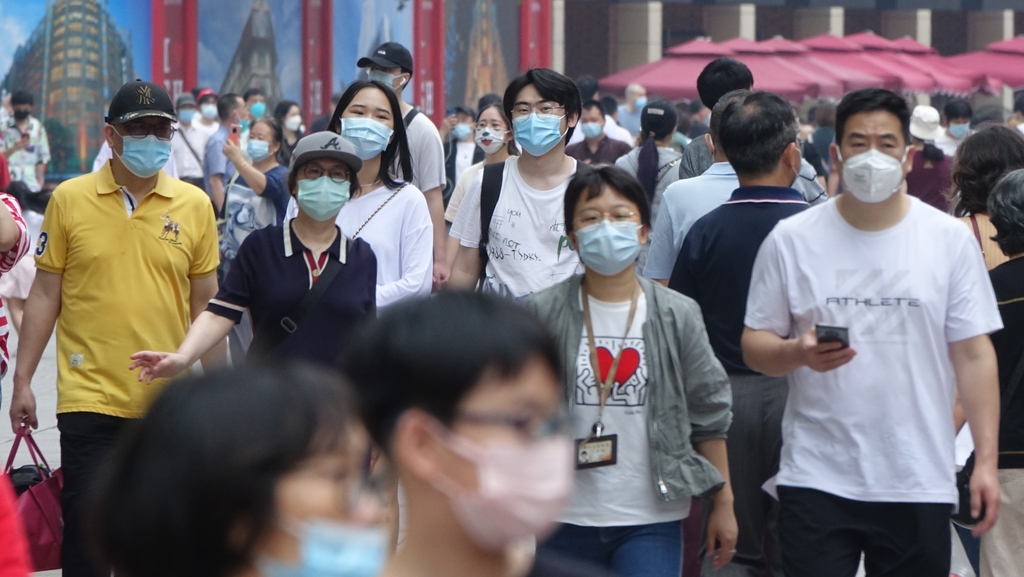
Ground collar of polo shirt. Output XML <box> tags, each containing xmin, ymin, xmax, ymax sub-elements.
<box><xmin>95</xmin><ymin>161</ymin><xmax>175</xmax><ymax>198</ymax></box>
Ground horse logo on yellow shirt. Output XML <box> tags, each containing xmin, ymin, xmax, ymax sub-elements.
<box><xmin>159</xmin><ymin>213</ymin><xmax>181</xmax><ymax>245</ymax></box>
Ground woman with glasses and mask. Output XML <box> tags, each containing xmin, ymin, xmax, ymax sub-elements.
<box><xmin>288</xmin><ymin>79</ymin><xmax>431</xmax><ymax>308</ymax></box>
<box><xmin>130</xmin><ymin>132</ymin><xmax>377</xmax><ymax>377</ymax></box>
<box><xmin>344</xmin><ymin>291</ymin><xmax>616</xmax><ymax>577</ymax></box>
<box><xmin>526</xmin><ymin>166</ymin><xmax>737</xmax><ymax>577</ymax></box>
<box><xmin>92</xmin><ymin>366</ymin><xmax>389</xmax><ymax>577</ymax></box>
<box><xmin>444</xmin><ymin>103</ymin><xmax>517</xmax><ymax>269</ymax></box>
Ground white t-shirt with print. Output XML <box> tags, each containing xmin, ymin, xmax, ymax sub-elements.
<box><xmin>560</xmin><ymin>292</ymin><xmax>691</xmax><ymax>526</ymax></box>
<box><xmin>744</xmin><ymin>197</ymin><xmax>1002</xmax><ymax>505</ymax></box>
<box><xmin>450</xmin><ymin>156</ymin><xmax>583</xmax><ymax>299</ymax></box>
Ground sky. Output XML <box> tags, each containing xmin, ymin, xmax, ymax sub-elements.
<box><xmin>198</xmin><ymin>0</ymin><xmax>302</xmax><ymax>102</ymax></box>
<box><xmin>0</xmin><ymin>0</ymin><xmax>150</xmax><ymax>82</ymax></box>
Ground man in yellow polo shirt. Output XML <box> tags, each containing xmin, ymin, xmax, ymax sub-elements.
<box><xmin>7</xmin><ymin>80</ymin><xmax>220</xmax><ymax>577</ymax></box>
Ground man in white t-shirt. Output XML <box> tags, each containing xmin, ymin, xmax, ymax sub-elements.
<box><xmin>741</xmin><ymin>88</ymin><xmax>1003</xmax><ymax>577</ymax></box>
<box><xmin>449</xmin><ymin>68</ymin><xmax>584</xmax><ymax>298</ymax></box>
<box><xmin>359</xmin><ymin>42</ymin><xmax>449</xmax><ymax>287</ymax></box>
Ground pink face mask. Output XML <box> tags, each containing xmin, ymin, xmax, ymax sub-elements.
<box><xmin>431</xmin><ymin>430</ymin><xmax>575</xmax><ymax>551</ymax></box>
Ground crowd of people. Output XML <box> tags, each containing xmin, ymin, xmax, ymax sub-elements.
<box><xmin>0</xmin><ymin>40</ymin><xmax>1022</xmax><ymax>577</ymax></box>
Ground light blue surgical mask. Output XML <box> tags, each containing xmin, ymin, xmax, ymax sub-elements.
<box><xmin>201</xmin><ymin>103</ymin><xmax>218</xmax><ymax>120</ymax></box>
<box><xmin>341</xmin><ymin>117</ymin><xmax>394</xmax><ymax>160</ymax></box>
<box><xmin>581</xmin><ymin>122</ymin><xmax>603</xmax><ymax>139</ymax></box>
<box><xmin>260</xmin><ymin>519</ymin><xmax>386</xmax><ymax>577</ymax></box>
<box><xmin>513</xmin><ymin>112</ymin><xmax>566</xmax><ymax>157</ymax></box>
<box><xmin>575</xmin><ymin>220</ymin><xmax>641</xmax><ymax>276</ymax></box>
<box><xmin>115</xmin><ymin>133</ymin><xmax>171</xmax><ymax>178</ymax></box>
<box><xmin>367</xmin><ymin>69</ymin><xmax>401</xmax><ymax>92</ymax></box>
<box><xmin>298</xmin><ymin>176</ymin><xmax>351</xmax><ymax>221</ymax></box>
<box><xmin>949</xmin><ymin>122</ymin><xmax>970</xmax><ymax>139</ymax></box>
<box><xmin>635</xmin><ymin>97</ymin><xmax>648</xmax><ymax>110</ymax></box>
<box><xmin>178</xmin><ymin>109</ymin><xmax>196</xmax><ymax>124</ymax></box>
<box><xmin>241</xmin><ymin>119</ymin><xmax>251</xmax><ymax>132</ymax></box>
<box><xmin>250</xmin><ymin>101</ymin><xmax>267</xmax><ymax>119</ymax></box>
<box><xmin>247</xmin><ymin>140</ymin><xmax>271</xmax><ymax>162</ymax></box>
<box><xmin>452</xmin><ymin>123</ymin><xmax>472</xmax><ymax>140</ymax></box>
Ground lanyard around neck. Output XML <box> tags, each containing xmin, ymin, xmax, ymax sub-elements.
<box><xmin>581</xmin><ymin>279</ymin><xmax>640</xmax><ymax>435</ymax></box>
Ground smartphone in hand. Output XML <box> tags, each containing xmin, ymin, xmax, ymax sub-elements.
<box><xmin>228</xmin><ymin>124</ymin><xmax>241</xmax><ymax>146</ymax></box>
<box><xmin>815</xmin><ymin>324</ymin><xmax>850</xmax><ymax>348</ymax></box>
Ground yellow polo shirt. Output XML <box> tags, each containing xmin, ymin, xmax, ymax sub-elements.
<box><xmin>36</xmin><ymin>162</ymin><xmax>219</xmax><ymax>418</ymax></box>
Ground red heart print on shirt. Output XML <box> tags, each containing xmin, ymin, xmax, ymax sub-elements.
<box><xmin>596</xmin><ymin>347</ymin><xmax>641</xmax><ymax>386</ymax></box>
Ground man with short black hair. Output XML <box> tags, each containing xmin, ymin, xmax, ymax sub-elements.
<box><xmin>669</xmin><ymin>91</ymin><xmax>810</xmax><ymax>577</ymax></box>
<box><xmin>2</xmin><ymin>91</ymin><xmax>50</xmax><ymax>192</ymax></box>
<box><xmin>565</xmin><ymin>100</ymin><xmax>632</xmax><ymax>165</ymax></box>
<box><xmin>677</xmin><ymin>59</ymin><xmax>754</xmax><ymax>180</ymax></box>
<box><xmin>358</xmin><ymin>42</ymin><xmax>449</xmax><ymax>286</ymax></box>
<box><xmin>742</xmin><ymin>88</ymin><xmax>1003</xmax><ymax>577</ymax></box>
<box><xmin>936</xmin><ymin>98</ymin><xmax>973</xmax><ymax>156</ymax></box>
<box><xmin>449</xmin><ymin>68</ymin><xmax>584</xmax><ymax>298</ymax></box>
<box><xmin>204</xmin><ymin>93</ymin><xmax>246</xmax><ymax>213</ymax></box>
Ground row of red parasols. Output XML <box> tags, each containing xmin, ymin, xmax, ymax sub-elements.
<box><xmin>600</xmin><ymin>31</ymin><xmax>1024</xmax><ymax>103</ymax></box>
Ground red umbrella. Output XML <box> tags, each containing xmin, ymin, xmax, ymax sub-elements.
<box><xmin>805</xmin><ymin>33</ymin><xmax>935</xmax><ymax>93</ymax></box>
<box><xmin>717</xmin><ymin>37</ymin><xmax>842</xmax><ymax>99</ymax></box>
<box><xmin>800</xmin><ymin>34</ymin><xmax>903</xmax><ymax>91</ymax></box>
<box><xmin>986</xmin><ymin>36</ymin><xmax>1024</xmax><ymax>55</ymax></box>
<box><xmin>759</xmin><ymin>37</ymin><xmax>884</xmax><ymax>93</ymax></box>
<box><xmin>844</xmin><ymin>32</ymin><xmax>987</xmax><ymax>96</ymax></box>
<box><xmin>600</xmin><ymin>55</ymin><xmax>719</xmax><ymax>101</ymax></box>
<box><xmin>946</xmin><ymin>50</ymin><xmax>1024</xmax><ymax>90</ymax></box>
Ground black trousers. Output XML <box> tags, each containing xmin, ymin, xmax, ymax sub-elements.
<box><xmin>778</xmin><ymin>486</ymin><xmax>952</xmax><ymax>577</ymax></box>
<box><xmin>58</xmin><ymin>412</ymin><xmax>130</xmax><ymax>577</ymax></box>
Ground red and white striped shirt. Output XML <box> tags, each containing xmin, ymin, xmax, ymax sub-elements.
<box><xmin>0</xmin><ymin>194</ymin><xmax>31</xmax><ymax>377</ymax></box>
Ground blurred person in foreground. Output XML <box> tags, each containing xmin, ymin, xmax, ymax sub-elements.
<box><xmin>905</xmin><ymin>105</ymin><xmax>951</xmax><ymax>213</ymax></box>
<box><xmin>344</xmin><ymin>291</ymin><xmax>615</xmax><ymax>577</ymax></box>
<box><xmin>742</xmin><ymin>88</ymin><xmax>1003</xmax><ymax>577</ymax></box>
<box><xmin>90</xmin><ymin>366</ymin><xmax>387</xmax><ymax>577</ymax></box>
<box><xmin>527</xmin><ymin>166</ymin><xmax>736</xmax><ymax>577</ymax></box>
<box><xmin>951</xmin><ymin>125</ymin><xmax>1024</xmax><ymax>270</ymax></box>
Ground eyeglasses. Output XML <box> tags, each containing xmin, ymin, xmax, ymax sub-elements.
<box><xmin>574</xmin><ymin>208</ymin><xmax>639</xmax><ymax>228</ymax></box>
<box><xmin>455</xmin><ymin>410</ymin><xmax>570</xmax><ymax>441</ymax></box>
<box><xmin>119</xmin><ymin>122</ymin><xmax>176</xmax><ymax>141</ymax></box>
<box><xmin>301</xmin><ymin>164</ymin><xmax>350</xmax><ymax>183</ymax></box>
<box><xmin>511</xmin><ymin>102</ymin><xmax>565</xmax><ymax>118</ymax></box>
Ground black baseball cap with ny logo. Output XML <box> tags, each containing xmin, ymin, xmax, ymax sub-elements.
<box><xmin>105</xmin><ymin>79</ymin><xmax>177</xmax><ymax>125</ymax></box>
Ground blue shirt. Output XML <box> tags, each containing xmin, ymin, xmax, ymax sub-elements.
<box><xmin>644</xmin><ymin>162</ymin><xmax>739</xmax><ymax>279</ymax></box>
<box><xmin>237</xmin><ymin>165</ymin><xmax>290</xmax><ymax>225</ymax></box>
<box><xmin>668</xmin><ymin>186</ymin><xmax>808</xmax><ymax>373</ymax></box>
<box><xmin>207</xmin><ymin>218</ymin><xmax>377</xmax><ymax>368</ymax></box>
<box><xmin>203</xmin><ymin>125</ymin><xmax>235</xmax><ymax>193</ymax></box>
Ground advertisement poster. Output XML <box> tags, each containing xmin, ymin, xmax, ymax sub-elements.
<box><xmin>445</xmin><ymin>0</ymin><xmax>518</xmax><ymax>111</ymax></box>
<box><xmin>0</xmin><ymin>0</ymin><xmax>151</xmax><ymax>173</ymax></box>
<box><xmin>198</xmin><ymin>0</ymin><xmax>302</xmax><ymax>110</ymax></box>
<box><xmin>333</xmin><ymin>0</ymin><xmax>414</xmax><ymax>95</ymax></box>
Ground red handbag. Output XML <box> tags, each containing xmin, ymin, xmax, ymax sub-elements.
<box><xmin>3</xmin><ymin>426</ymin><xmax>62</xmax><ymax>571</ymax></box>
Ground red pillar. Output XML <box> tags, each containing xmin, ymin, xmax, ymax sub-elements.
<box><xmin>303</xmin><ymin>0</ymin><xmax>334</xmax><ymax>125</ymax></box>
<box><xmin>520</xmin><ymin>0</ymin><xmax>552</xmax><ymax>71</ymax></box>
<box><xmin>414</xmin><ymin>0</ymin><xmax>446</xmax><ymax>124</ymax></box>
<box><xmin>151</xmin><ymin>0</ymin><xmax>198</xmax><ymax>98</ymax></box>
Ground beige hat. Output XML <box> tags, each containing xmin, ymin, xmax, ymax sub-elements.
<box><xmin>910</xmin><ymin>106</ymin><xmax>943</xmax><ymax>141</ymax></box>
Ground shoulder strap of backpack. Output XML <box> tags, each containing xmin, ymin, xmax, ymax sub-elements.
<box><xmin>477</xmin><ymin>162</ymin><xmax>506</xmax><ymax>288</ymax></box>
<box><xmin>403</xmin><ymin>107</ymin><xmax>420</xmax><ymax>128</ymax></box>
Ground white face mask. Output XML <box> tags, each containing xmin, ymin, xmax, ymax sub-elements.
<box><xmin>474</xmin><ymin>127</ymin><xmax>507</xmax><ymax>155</ymax></box>
<box><xmin>838</xmin><ymin>148</ymin><xmax>908</xmax><ymax>204</ymax></box>
<box><xmin>284</xmin><ymin>115</ymin><xmax>303</xmax><ymax>132</ymax></box>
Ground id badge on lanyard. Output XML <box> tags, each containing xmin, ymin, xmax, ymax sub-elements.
<box><xmin>575</xmin><ymin>281</ymin><xmax>639</xmax><ymax>470</ymax></box>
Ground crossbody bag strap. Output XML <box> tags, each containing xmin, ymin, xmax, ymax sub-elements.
<box><xmin>248</xmin><ymin>255</ymin><xmax>344</xmax><ymax>358</ymax></box>
<box><xmin>180</xmin><ymin>128</ymin><xmax>203</xmax><ymax>166</ymax></box>
<box><xmin>353</xmin><ymin>184</ymin><xmax>405</xmax><ymax>238</ymax></box>
<box><xmin>656</xmin><ymin>158</ymin><xmax>680</xmax><ymax>182</ymax></box>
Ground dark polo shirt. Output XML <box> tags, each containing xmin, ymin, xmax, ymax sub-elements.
<box><xmin>207</xmin><ymin>218</ymin><xmax>377</xmax><ymax>368</ymax></box>
<box><xmin>669</xmin><ymin>186</ymin><xmax>808</xmax><ymax>373</ymax></box>
<box><xmin>566</xmin><ymin>136</ymin><xmax>633</xmax><ymax>166</ymax></box>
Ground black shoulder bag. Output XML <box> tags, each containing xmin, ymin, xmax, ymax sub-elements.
<box><xmin>952</xmin><ymin>347</ymin><xmax>1024</xmax><ymax>528</ymax></box>
<box><xmin>248</xmin><ymin>257</ymin><xmax>344</xmax><ymax>361</ymax></box>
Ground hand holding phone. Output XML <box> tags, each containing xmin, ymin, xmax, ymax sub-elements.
<box><xmin>798</xmin><ymin>325</ymin><xmax>856</xmax><ymax>373</ymax></box>
<box><xmin>815</xmin><ymin>324</ymin><xmax>850</xmax><ymax>348</ymax></box>
<box><xmin>228</xmin><ymin>124</ymin><xmax>241</xmax><ymax>146</ymax></box>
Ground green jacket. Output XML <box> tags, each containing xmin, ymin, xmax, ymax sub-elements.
<box><xmin>525</xmin><ymin>274</ymin><xmax>732</xmax><ymax>502</ymax></box>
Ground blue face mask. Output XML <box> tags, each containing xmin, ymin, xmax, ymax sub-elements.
<box><xmin>240</xmin><ymin>119</ymin><xmax>251</xmax><ymax>132</ymax></box>
<box><xmin>178</xmin><ymin>109</ymin><xmax>195</xmax><ymax>124</ymax></box>
<box><xmin>341</xmin><ymin>118</ymin><xmax>394</xmax><ymax>160</ymax></box>
<box><xmin>297</xmin><ymin>176</ymin><xmax>351</xmax><ymax>221</ymax></box>
<box><xmin>575</xmin><ymin>220</ymin><xmax>641</xmax><ymax>276</ymax></box>
<box><xmin>581</xmin><ymin>122</ymin><xmax>603</xmax><ymax>139</ymax></box>
<box><xmin>452</xmin><ymin>123</ymin><xmax>472</xmax><ymax>140</ymax></box>
<box><xmin>115</xmin><ymin>133</ymin><xmax>171</xmax><ymax>178</ymax></box>
<box><xmin>949</xmin><ymin>122</ymin><xmax>970</xmax><ymax>139</ymax></box>
<box><xmin>247</xmin><ymin>140</ymin><xmax>271</xmax><ymax>162</ymax></box>
<box><xmin>635</xmin><ymin>97</ymin><xmax>648</xmax><ymax>110</ymax></box>
<box><xmin>260</xmin><ymin>519</ymin><xmax>387</xmax><ymax>577</ymax></box>
<box><xmin>513</xmin><ymin>112</ymin><xmax>566</xmax><ymax>157</ymax></box>
<box><xmin>201</xmin><ymin>103</ymin><xmax>218</xmax><ymax>120</ymax></box>
<box><xmin>250</xmin><ymin>101</ymin><xmax>267</xmax><ymax>119</ymax></box>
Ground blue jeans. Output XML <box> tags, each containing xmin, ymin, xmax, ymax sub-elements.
<box><xmin>539</xmin><ymin>521</ymin><xmax>683</xmax><ymax>577</ymax></box>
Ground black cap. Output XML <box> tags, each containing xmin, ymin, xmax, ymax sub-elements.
<box><xmin>357</xmin><ymin>42</ymin><xmax>413</xmax><ymax>74</ymax></box>
<box><xmin>105</xmin><ymin>79</ymin><xmax>176</xmax><ymax>124</ymax></box>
